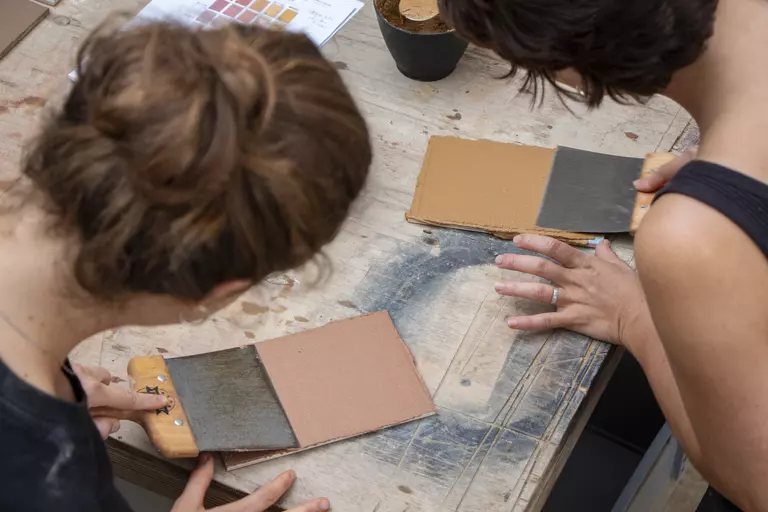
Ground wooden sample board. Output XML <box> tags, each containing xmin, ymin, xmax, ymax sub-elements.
<box><xmin>0</xmin><ymin>1</ymin><xmax>693</xmax><ymax>510</ymax></box>
<box><xmin>405</xmin><ymin>136</ymin><xmax>597</xmax><ymax>245</ymax></box>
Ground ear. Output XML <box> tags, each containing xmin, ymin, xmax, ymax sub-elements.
<box><xmin>200</xmin><ymin>279</ymin><xmax>252</xmax><ymax>310</ymax></box>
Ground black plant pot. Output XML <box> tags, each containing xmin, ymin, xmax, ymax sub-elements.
<box><xmin>375</xmin><ymin>5</ymin><xmax>469</xmax><ymax>82</ymax></box>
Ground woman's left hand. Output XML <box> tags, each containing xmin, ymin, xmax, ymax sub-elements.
<box><xmin>493</xmin><ymin>234</ymin><xmax>653</xmax><ymax>346</ymax></box>
<box><xmin>72</xmin><ymin>363</ymin><xmax>167</xmax><ymax>439</ymax></box>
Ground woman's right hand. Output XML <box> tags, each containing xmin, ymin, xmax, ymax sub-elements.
<box><xmin>494</xmin><ymin>235</ymin><xmax>653</xmax><ymax>347</ymax></box>
<box><xmin>634</xmin><ymin>146</ymin><xmax>697</xmax><ymax>193</ymax></box>
<box><xmin>173</xmin><ymin>455</ymin><xmax>330</xmax><ymax>512</ymax></box>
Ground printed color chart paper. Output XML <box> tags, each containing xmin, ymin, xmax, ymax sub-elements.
<box><xmin>136</xmin><ymin>0</ymin><xmax>362</xmax><ymax>46</ymax></box>
<box><xmin>69</xmin><ymin>0</ymin><xmax>362</xmax><ymax>81</ymax></box>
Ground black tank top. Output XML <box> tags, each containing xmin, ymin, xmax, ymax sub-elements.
<box><xmin>655</xmin><ymin>160</ymin><xmax>768</xmax><ymax>257</ymax></box>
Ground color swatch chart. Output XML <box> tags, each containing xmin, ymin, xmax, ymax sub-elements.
<box><xmin>135</xmin><ymin>0</ymin><xmax>363</xmax><ymax>47</ymax></box>
<box><xmin>69</xmin><ymin>0</ymin><xmax>362</xmax><ymax>81</ymax></box>
<box><xmin>197</xmin><ymin>0</ymin><xmax>299</xmax><ymax>29</ymax></box>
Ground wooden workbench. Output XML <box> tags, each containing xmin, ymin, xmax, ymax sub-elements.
<box><xmin>0</xmin><ymin>1</ymin><xmax>693</xmax><ymax>510</ymax></box>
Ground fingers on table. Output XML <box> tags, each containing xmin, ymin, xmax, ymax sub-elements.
<box><xmin>93</xmin><ymin>417</ymin><xmax>121</xmax><ymax>440</ymax></box>
<box><xmin>510</xmin><ymin>235</ymin><xmax>586</xmax><ymax>268</ymax></box>
<box><xmin>506</xmin><ymin>312</ymin><xmax>573</xmax><ymax>331</ymax></box>
<box><xmin>173</xmin><ymin>454</ymin><xmax>215</xmax><ymax>511</ymax></box>
<box><xmin>494</xmin><ymin>281</ymin><xmax>563</xmax><ymax>305</ymax></box>
<box><xmin>286</xmin><ymin>498</ymin><xmax>332</xmax><ymax>512</ymax></box>
<box><xmin>212</xmin><ymin>470</ymin><xmax>331</xmax><ymax>512</ymax></box>
<box><xmin>225</xmin><ymin>471</ymin><xmax>299</xmax><ymax>512</ymax></box>
<box><xmin>495</xmin><ymin>253</ymin><xmax>567</xmax><ymax>283</ymax></box>
<box><xmin>594</xmin><ymin>239</ymin><xmax>624</xmax><ymax>265</ymax></box>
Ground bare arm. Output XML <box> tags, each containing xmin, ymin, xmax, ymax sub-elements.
<box><xmin>622</xmin><ymin>319</ymin><xmax>703</xmax><ymax>467</ymax></box>
<box><xmin>636</xmin><ymin>194</ymin><xmax>768</xmax><ymax>510</ymax></box>
<box><xmin>496</xmin><ymin>235</ymin><xmax>703</xmax><ymax>466</ymax></box>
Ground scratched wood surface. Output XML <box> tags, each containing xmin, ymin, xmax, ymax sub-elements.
<box><xmin>0</xmin><ymin>1</ymin><xmax>691</xmax><ymax>510</ymax></box>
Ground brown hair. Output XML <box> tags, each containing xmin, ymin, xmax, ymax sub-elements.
<box><xmin>439</xmin><ymin>0</ymin><xmax>718</xmax><ymax>107</ymax></box>
<box><xmin>23</xmin><ymin>21</ymin><xmax>371</xmax><ymax>301</ymax></box>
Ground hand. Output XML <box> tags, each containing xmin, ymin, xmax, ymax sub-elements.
<box><xmin>173</xmin><ymin>455</ymin><xmax>331</xmax><ymax>512</ymax></box>
<box><xmin>634</xmin><ymin>146</ymin><xmax>698</xmax><ymax>193</ymax></box>
<box><xmin>72</xmin><ymin>363</ymin><xmax>167</xmax><ymax>439</ymax></box>
<box><xmin>494</xmin><ymin>235</ymin><xmax>653</xmax><ymax>345</ymax></box>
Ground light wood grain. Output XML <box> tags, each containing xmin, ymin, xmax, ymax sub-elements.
<box><xmin>0</xmin><ymin>0</ymin><xmax>692</xmax><ymax>510</ymax></box>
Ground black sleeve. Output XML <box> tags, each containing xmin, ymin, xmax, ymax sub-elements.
<box><xmin>0</xmin><ymin>360</ymin><xmax>133</xmax><ymax>512</ymax></box>
<box><xmin>655</xmin><ymin>161</ymin><xmax>768</xmax><ymax>257</ymax></box>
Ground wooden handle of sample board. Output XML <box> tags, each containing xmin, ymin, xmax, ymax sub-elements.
<box><xmin>629</xmin><ymin>152</ymin><xmax>679</xmax><ymax>235</ymax></box>
<box><xmin>122</xmin><ymin>356</ymin><xmax>199</xmax><ymax>458</ymax></box>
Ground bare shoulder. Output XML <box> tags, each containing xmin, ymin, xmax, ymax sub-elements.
<box><xmin>634</xmin><ymin>191</ymin><xmax>768</xmax><ymax>357</ymax></box>
<box><xmin>635</xmin><ymin>192</ymin><xmax>767</xmax><ymax>285</ymax></box>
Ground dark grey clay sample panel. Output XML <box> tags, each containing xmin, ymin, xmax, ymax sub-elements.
<box><xmin>536</xmin><ymin>147</ymin><xmax>644</xmax><ymax>233</ymax></box>
<box><xmin>166</xmin><ymin>346</ymin><xmax>298</xmax><ymax>452</ymax></box>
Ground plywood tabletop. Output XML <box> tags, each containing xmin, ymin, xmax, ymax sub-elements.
<box><xmin>0</xmin><ymin>1</ymin><xmax>692</xmax><ymax>510</ymax></box>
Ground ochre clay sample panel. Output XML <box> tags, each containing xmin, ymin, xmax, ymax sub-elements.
<box><xmin>225</xmin><ymin>311</ymin><xmax>435</xmax><ymax>470</ymax></box>
<box><xmin>0</xmin><ymin>0</ymin><xmax>48</xmax><ymax>60</ymax></box>
<box><xmin>406</xmin><ymin>136</ymin><xmax>597</xmax><ymax>245</ymax></box>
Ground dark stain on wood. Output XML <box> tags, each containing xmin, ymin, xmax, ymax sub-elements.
<box><xmin>112</xmin><ymin>343</ymin><xmax>129</xmax><ymax>353</ymax></box>
<box><xmin>156</xmin><ymin>347</ymin><xmax>169</xmax><ymax>354</ymax></box>
<box><xmin>272</xmin><ymin>305</ymin><xmax>287</xmax><ymax>313</ymax></box>
<box><xmin>333</xmin><ymin>61</ymin><xmax>348</xmax><ymax>70</ymax></box>
<box><xmin>624</xmin><ymin>131</ymin><xmax>639</xmax><ymax>141</ymax></box>
<box><xmin>360</xmin><ymin>420</ymin><xmax>420</xmax><ymax>467</ymax></box>
<box><xmin>244</xmin><ymin>331</ymin><xmax>256</xmax><ymax>339</ymax></box>
<box><xmin>399</xmin><ymin>411</ymin><xmax>491</xmax><ymax>486</ymax></box>
<box><xmin>337</xmin><ymin>300</ymin><xmax>357</xmax><ymax>310</ymax></box>
<box><xmin>353</xmin><ymin>228</ymin><xmax>517</xmax><ymax>343</ymax></box>
<box><xmin>294</xmin><ymin>316</ymin><xmax>309</xmax><ymax>323</ymax></box>
<box><xmin>21</xmin><ymin>96</ymin><xmax>46</xmax><ymax>108</ymax></box>
<box><xmin>397</xmin><ymin>485</ymin><xmax>413</xmax><ymax>494</ymax></box>
<box><xmin>421</xmin><ymin>233</ymin><xmax>439</xmax><ymax>246</ymax></box>
<box><xmin>0</xmin><ymin>96</ymin><xmax>47</xmax><ymax>116</ymax></box>
<box><xmin>242</xmin><ymin>301</ymin><xmax>269</xmax><ymax>315</ymax></box>
<box><xmin>110</xmin><ymin>376</ymin><xmax>126</xmax><ymax>383</ymax></box>
<box><xmin>447</xmin><ymin>112</ymin><xmax>462</xmax><ymax>121</ymax></box>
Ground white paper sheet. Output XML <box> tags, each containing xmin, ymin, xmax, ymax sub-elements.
<box><xmin>69</xmin><ymin>0</ymin><xmax>362</xmax><ymax>81</ymax></box>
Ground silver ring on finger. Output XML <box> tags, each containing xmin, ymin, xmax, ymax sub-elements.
<box><xmin>550</xmin><ymin>287</ymin><xmax>560</xmax><ymax>306</ymax></box>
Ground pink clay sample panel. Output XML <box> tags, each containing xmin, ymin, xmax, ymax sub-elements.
<box><xmin>225</xmin><ymin>312</ymin><xmax>435</xmax><ymax>469</ymax></box>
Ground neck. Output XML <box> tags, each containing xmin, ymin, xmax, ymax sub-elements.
<box><xmin>663</xmin><ymin>0</ymin><xmax>768</xmax><ymax>181</ymax></box>
<box><xmin>0</xmin><ymin>207</ymin><xmax>116</xmax><ymax>399</ymax></box>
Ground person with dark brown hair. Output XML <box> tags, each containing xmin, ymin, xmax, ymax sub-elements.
<box><xmin>440</xmin><ymin>0</ymin><xmax>768</xmax><ymax>509</ymax></box>
<box><xmin>0</xmin><ymin>21</ymin><xmax>371</xmax><ymax>512</ymax></box>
